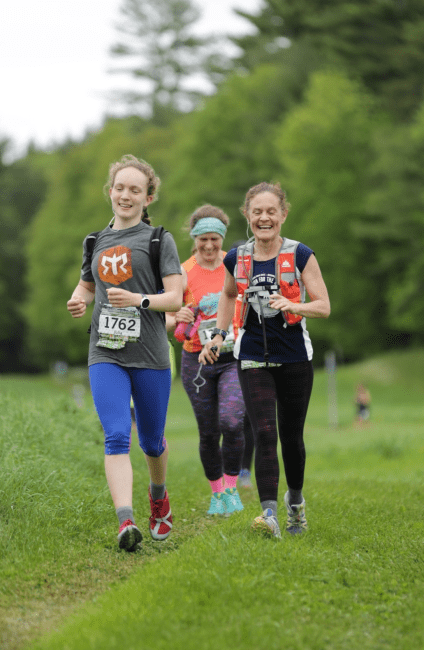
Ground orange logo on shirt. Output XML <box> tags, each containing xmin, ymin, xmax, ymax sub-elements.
<box><xmin>279</xmin><ymin>254</ymin><xmax>295</xmax><ymax>273</ymax></box>
<box><xmin>98</xmin><ymin>246</ymin><xmax>133</xmax><ymax>285</ymax></box>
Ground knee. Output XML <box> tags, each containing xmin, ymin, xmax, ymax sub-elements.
<box><xmin>104</xmin><ymin>431</ymin><xmax>131</xmax><ymax>455</ymax></box>
<box><xmin>255</xmin><ymin>426</ymin><xmax>277</xmax><ymax>447</ymax></box>
<box><xmin>220</xmin><ymin>406</ymin><xmax>245</xmax><ymax>436</ymax></box>
<box><xmin>141</xmin><ymin>438</ymin><xmax>166</xmax><ymax>457</ymax></box>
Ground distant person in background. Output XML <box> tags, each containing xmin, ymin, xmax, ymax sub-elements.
<box><xmin>199</xmin><ymin>182</ymin><xmax>330</xmax><ymax>538</ymax></box>
<box><xmin>67</xmin><ymin>154</ymin><xmax>182</xmax><ymax>551</ymax></box>
<box><xmin>167</xmin><ymin>206</ymin><xmax>245</xmax><ymax>516</ymax></box>
<box><xmin>355</xmin><ymin>383</ymin><xmax>371</xmax><ymax>425</ymax></box>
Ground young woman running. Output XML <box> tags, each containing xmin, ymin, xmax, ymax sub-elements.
<box><xmin>67</xmin><ymin>154</ymin><xmax>182</xmax><ymax>551</ymax></box>
<box><xmin>199</xmin><ymin>183</ymin><xmax>330</xmax><ymax>537</ymax></box>
<box><xmin>167</xmin><ymin>206</ymin><xmax>245</xmax><ymax>516</ymax></box>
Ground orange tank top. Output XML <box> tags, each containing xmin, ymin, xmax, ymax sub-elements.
<box><xmin>181</xmin><ymin>254</ymin><xmax>227</xmax><ymax>353</ymax></box>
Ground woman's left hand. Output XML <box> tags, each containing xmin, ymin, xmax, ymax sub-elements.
<box><xmin>269</xmin><ymin>293</ymin><xmax>298</xmax><ymax>315</ymax></box>
<box><xmin>107</xmin><ymin>287</ymin><xmax>139</xmax><ymax>308</ymax></box>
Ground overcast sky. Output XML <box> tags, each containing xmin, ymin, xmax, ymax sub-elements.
<box><xmin>1</xmin><ymin>0</ymin><xmax>261</xmax><ymax>160</ymax></box>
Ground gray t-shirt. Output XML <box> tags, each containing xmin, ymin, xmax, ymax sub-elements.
<box><xmin>81</xmin><ymin>221</ymin><xmax>181</xmax><ymax>369</ymax></box>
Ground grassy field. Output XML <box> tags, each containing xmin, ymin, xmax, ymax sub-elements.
<box><xmin>0</xmin><ymin>349</ymin><xmax>423</xmax><ymax>649</ymax></box>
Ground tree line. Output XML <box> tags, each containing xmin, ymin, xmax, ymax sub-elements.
<box><xmin>2</xmin><ymin>0</ymin><xmax>424</xmax><ymax>372</ymax></box>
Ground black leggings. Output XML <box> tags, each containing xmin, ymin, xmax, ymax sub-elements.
<box><xmin>242</xmin><ymin>413</ymin><xmax>254</xmax><ymax>471</ymax></box>
<box><xmin>237</xmin><ymin>361</ymin><xmax>314</xmax><ymax>502</ymax></box>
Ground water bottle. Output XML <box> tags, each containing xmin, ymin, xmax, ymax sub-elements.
<box><xmin>174</xmin><ymin>307</ymin><xmax>202</xmax><ymax>342</ymax></box>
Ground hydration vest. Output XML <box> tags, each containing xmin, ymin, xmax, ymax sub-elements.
<box><xmin>234</xmin><ymin>238</ymin><xmax>304</xmax><ymax>327</ymax></box>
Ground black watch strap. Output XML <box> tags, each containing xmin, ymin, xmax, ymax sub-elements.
<box><xmin>211</xmin><ymin>327</ymin><xmax>227</xmax><ymax>341</ymax></box>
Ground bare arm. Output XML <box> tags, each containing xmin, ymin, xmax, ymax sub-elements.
<box><xmin>67</xmin><ymin>280</ymin><xmax>96</xmax><ymax>318</ymax></box>
<box><xmin>269</xmin><ymin>254</ymin><xmax>330</xmax><ymax>319</ymax></box>
<box><xmin>106</xmin><ymin>273</ymin><xmax>183</xmax><ymax>313</ymax></box>
<box><xmin>216</xmin><ymin>270</ymin><xmax>238</xmax><ymax>331</ymax></box>
<box><xmin>198</xmin><ymin>269</ymin><xmax>238</xmax><ymax>365</ymax></box>
<box><xmin>166</xmin><ymin>266</ymin><xmax>192</xmax><ymax>332</ymax></box>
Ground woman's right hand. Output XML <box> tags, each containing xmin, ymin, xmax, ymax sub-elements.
<box><xmin>198</xmin><ymin>338</ymin><xmax>222</xmax><ymax>365</ymax></box>
<box><xmin>67</xmin><ymin>296</ymin><xmax>87</xmax><ymax>318</ymax></box>
<box><xmin>175</xmin><ymin>303</ymin><xmax>195</xmax><ymax>324</ymax></box>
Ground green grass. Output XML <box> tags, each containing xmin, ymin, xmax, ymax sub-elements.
<box><xmin>0</xmin><ymin>349</ymin><xmax>423</xmax><ymax>649</ymax></box>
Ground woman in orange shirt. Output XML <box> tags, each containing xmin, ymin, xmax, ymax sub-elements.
<box><xmin>167</xmin><ymin>206</ymin><xmax>245</xmax><ymax>516</ymax></box>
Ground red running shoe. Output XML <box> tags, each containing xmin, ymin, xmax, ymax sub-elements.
<box><xmin>149</xmin><ymin>489</ymin><xmax>173</xmax><ymax>540</ymax></box>
<box><xmin>118</xmin><ymin>519</ymin><xmax>142</xmax><ymax>551</ymax></box>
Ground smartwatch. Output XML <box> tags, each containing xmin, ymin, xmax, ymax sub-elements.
<box><xmin>139</xmin><ymin>294</ymin><xmax>150</xmax><ymax>310</ymax></box>
<box><xmin>210</xmin><ymin>327</ymin><xmax>227</xmax><ymax>341</ymax></box>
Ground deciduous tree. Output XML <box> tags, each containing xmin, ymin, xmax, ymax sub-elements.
<box><xmin>234</xmin><ymin>0</ymin><xmax>424</xmax><ymax>120</ymax></box>
<box><xmin>0</xmin><ymin>143</ymin><xmax>48</xmax><ymax>371</ymax></box>
<box><xmin>363</xmin><ymin>104</ymin><xmax>424</xmax><ymax>338</ymax></box>
<box><xmin>274</xmin><ymin>70</ymin><xmax>387</xmax><ymax>358</ymax></box>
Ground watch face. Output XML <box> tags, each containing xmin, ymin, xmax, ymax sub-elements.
<box><xmin>212</xmin><ymin>328</ymin><xmax>226</xmax><ymax>339</ymax></box>
<box><xmin>141</xmin><ymin>296</ymin><xmax>150</xmax><ymax>309</ymax></box>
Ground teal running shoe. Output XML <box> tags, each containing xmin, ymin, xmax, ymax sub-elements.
<box><xmin>284</xmin><ymin>491</ymin><xmax>307</xmax><ymax>535</ymax></box>
<box><xmin>207</xmin><ymin>492</ymin><xmax>226</xmax><ymax>516</ymax></box>
<box><xmin>251</xmin><ymin>508</ymin><xmax>282</xmax><ymax>539</ymax></box>
<box><xmin>222</xmin><ymin>487</ymin><xmax>244</xmax><ymax>514</ymax></box>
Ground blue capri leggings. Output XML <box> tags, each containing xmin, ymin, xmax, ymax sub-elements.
<box><xmin>89</xmin><ymin>363</ymin><xmax>171</xmax><ymax>457</ymax></box>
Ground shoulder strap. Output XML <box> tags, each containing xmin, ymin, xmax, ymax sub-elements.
<box><xmin>84</xmin><ymin>231</ymin><xmax>100</xmax><ymax>264</ymax></box>
<box><xmin>149</xmin><ymin>226</ymin><xmax>167</xmax><ymax>323</ymax></box>
<box><xmin>278</xmin><ymin>238</ymin><xmax>300</xmax><ymax>280</ymax></box>
<box><xmin>235</xmin><ymin>238</ymin><xmax>255</xmax><ymax>282</ymax></box>
<box><xmin>84</xmin><ymin>232</ymin><xmax>99</xmax><ymax>336</ymax></box>
<box><xmin>149</xmin><ymin>226</ymin><xmax>166</xmax><ymax>293</ymax></box>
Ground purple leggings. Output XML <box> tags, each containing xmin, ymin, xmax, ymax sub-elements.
<box><xmin>237</xmin><ymin>361</ymin><xmax>314</xmax><ymax>502</ymax></box>
<box><xmin>181</xmin><ymin>350</ymin><xmax>245</xmax><ymax>481</ymax></box>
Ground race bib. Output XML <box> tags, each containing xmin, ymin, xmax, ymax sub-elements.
<box><xmin>97</xmin><ymin>304</ymin><xmax>141</xmax><ymax>350</ymax></box>
<box><xmin>198</xmin><ymin>319</ymin><xmax>235</xmax><ymax>352</ymax></box>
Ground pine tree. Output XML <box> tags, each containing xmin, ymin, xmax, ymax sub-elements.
<box><xmin>108</xmin><ymin>0</ymin><xmax>230</xmax><ymax>123</ymax></box>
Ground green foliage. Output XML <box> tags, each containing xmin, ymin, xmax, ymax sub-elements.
<box><xmin>162</xmin><ymin>61</ymin><xmax>314</xmax><ymax>260</ymax></box>
<box><xmin>234</xmin><ymin>0</ymin><xmax>424</xmax><ymax>120</ymax></box>
<box><xmin>362</xmin><ymin>104</ymin><xmax>424</xmax><ymax>335</ymax></box>
<box><xmin>11</xmin><ymin>0</ymin><xmax>424</xmax><ymax>369</ymax></box>
<box><xmin>0</xmin><ymin>144</ymin><xmax>49</xmax><ymax>370</ymax></box>
<box><xmin>273</xmin><ymin>70</ymin><xmax>391</xmax><ymax>358</ymax></box>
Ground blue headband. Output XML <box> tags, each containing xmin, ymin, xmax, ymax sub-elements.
<box><xmin>190</xmin><ymin>217</ymin><xmax>227</xmax><ymax>239</ymax></box>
